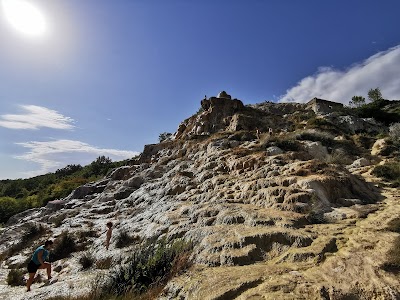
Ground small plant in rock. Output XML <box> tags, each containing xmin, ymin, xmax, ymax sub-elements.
<box><xmin>77</xmin><ymin>229</ymin><xmax>99</xmax><ymax>239</ymax></box>
<box><xmin>22</xmin><ymin>223</ymin><xmax>46</xmax><ymax>242</ymax></box>
<box><xmin>386</xmin><ymin>218</ymin><xmax>400</xmax><ymax>233</ymax></box>
<box><xmin>51</xmin><ymin>231</ymin><xmax>77</xmax><ymax>261</ymax></box>
<box><xmin>102</xmin><ymin>238</ymin><xmax>193</xmax><ymax>298</ymax></box>
<box><xmin>7</xmin><ymin>268</ymin><xmax>25</xmax><ymax>286</ymax></box>
<box><xmin>305</xmin><ymin>194</ymin><xmax>326</xmax><ymax>224</ymax></box>
<box><xmin>382</xmin><ymin>236</ymin><xmax>400</xmax><ymax>274</ymax></box>
<box><xmin>79</xmin><ymin>251</ymin><xmax>95</xmax><ymax>270</ymax></box>
<box><xmin>96</xmin><ymin>257</ymin><xmax>112</xmax><ymax>269</ymax></box>
<box><xmin>115</xmin><ymin>230</ymin><xmax>137</xmax><ymax>248</ymax></box>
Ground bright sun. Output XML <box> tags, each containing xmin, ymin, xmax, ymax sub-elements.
<box><xmin>2</xmin><ymin>0</ymin><xmax>47</xmax><ymax>37</ymax></box>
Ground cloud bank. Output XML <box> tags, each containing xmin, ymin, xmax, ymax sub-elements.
<box><xmin>15</xmin><ymin>139</ymin><xmax>140</xmax><ymax>177</ymax></box>
<box><xmin>279</xmin><ymin>45</ymin><xmax>400</xmax><ymax>104</ymax></box>
<box><xmin>0</xmin><ymin>105</ymin><xmax>75</xmax><ymax>130</ymax></box>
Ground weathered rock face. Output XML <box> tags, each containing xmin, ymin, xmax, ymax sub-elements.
<box><xmin>326</xmin><ymin>114</ymin><xmax>387</xmax><ymax>134</ymax></box>
<box><xmin>0</xmin><ymin>97</ymin><xmax>399</xmax><ymax>300</ymax></box>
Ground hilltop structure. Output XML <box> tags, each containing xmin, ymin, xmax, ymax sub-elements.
<box><xmin>306</xmin><ymin>97</ymin><xmax>344</xmax><ymax>114</ymax></box>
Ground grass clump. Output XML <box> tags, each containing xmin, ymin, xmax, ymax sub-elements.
<box><xmin>79</xmin><ymin>251</ymin><xmax>95</xmax><ymax>270</ymax></box>
<box><xmin>372</xmin><ymin>161</ymin><xmax>400</xmax><ymax>187</ymax></box>
<box><xmin>51</xmin><ymin>231</ymin><xmax>77</xmax><ymax>261</ymax></box>
<box><xmin>96</xmin><ymin>257</ymin><xmax>112</xmax><ymax>269</ymax></box>
<box><xmin>103</xmin><ymin>238</ymin><xmax>193</xmax><ymax>298</ymax></box>
<box><xmin>7</xmin><ymin>268</ymin><xmax>25</xmax><ymax>286</ymax></box>
<box><xmin>115</xmin><ymin>230</ymin><xmax>138</xmax><ymax>248</ymax></box>
<box><xmin>386</xmin><ymin>218</ymin><xmax>400</xmax><ymax>233</ymax></box>
<box><xmin>274</xmin><ymin>138</ymin><xmax>301</xmax><ymax>152</ymax></box>
<box><xmin>323</xmin><ymin>150</ymin><xmax>352</xmax><ymax>165</ymax></box>
<box><xmin>382</xmin><ymin>236</ymin><xmax>400</xmax><ymax>274</ymax></box>
<box><xmin>295</xmin><ymin>129</ymin><xmax>335</xmax><ymax>147</ymax></box>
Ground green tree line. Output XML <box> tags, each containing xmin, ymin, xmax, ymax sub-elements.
<box><xmin>348</xmin><ymin>88</ymin><xmax>400</xmax><ymax>126</ymax></box>
<box><xmin>0</xmin><ymin>156</ymin><xmax>130</xmax><ymax>224</ymax></box>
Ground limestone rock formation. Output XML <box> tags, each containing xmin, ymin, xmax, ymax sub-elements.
<box><xmin>0</xmin><ymin>96</ymin><xmax>399</xmax><ymax>300</ymax></box>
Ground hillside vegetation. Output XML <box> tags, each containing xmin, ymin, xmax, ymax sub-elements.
<box><xmin>0</xmin><ymin>156</ymin><xmax>132</xmax><ymax>224</ymax></box>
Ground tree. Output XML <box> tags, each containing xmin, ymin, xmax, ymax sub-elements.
<box><xmin>55</xmin><ymin>164</ymin><xmax>83</xmax><ymax>177</ymax></box>
<box><xmin>0</xmin><ymin>197</ymin><xmax>19</xmax><ymax>224</ymax></box>
<box><xmin>349</xmin><ymin>95</ymin><xmax>366</xmax><ymax>107</ymax></box>
<box><xmin>368</xmin><ymin>88</ymin><xmax>383</xmax><ymax>102</ymax></box>
<box><xmin>89</xmin><ymin>156</ymin><xmax>113</xmax><ymax>176</ymax></box>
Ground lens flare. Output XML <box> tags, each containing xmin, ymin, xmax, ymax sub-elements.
<box><xmin>2</xmin><ymin>0</ymin><xmax>47</xmax><ymax>37</ymax></box>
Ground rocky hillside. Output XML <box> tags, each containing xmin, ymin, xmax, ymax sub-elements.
<box><xmin>1</xmin><ymin>92</ymin><xmax>399</xmax><ymax>299</ymax></box>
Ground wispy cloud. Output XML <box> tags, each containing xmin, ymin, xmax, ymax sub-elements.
<box><xmin>15</xmin><ymin>139</ymin><xmax>140</xmax><ymax>177</ymax></box>
<box><xmin>279</xmin><ymin>45</ymin><xmax>400</xmax><ymax>104</ymax></box>
<box><xmin>0</xmin><ymin>105</ymin><xmax>75</xmax><ymax>130</ymax></box>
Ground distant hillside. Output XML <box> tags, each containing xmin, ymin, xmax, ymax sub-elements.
<box><xmin>0</xmin><ymin>156</ymin><xmax>133</xmax><ymax>224</ymax></box>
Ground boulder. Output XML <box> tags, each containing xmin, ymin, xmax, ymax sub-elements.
<box><xmin>349</xmin><ymin>158</ymin><xmax>371</xmax><ymax>168</ymax></box>
<box><xmin>46</xmin><ymin>199</ymin><xmax>65</xmax><ymax>211</ymax></box>
<box><xmin>371</xmin><ymin>139</ymin><xmax>388</xmax><ymax>155</ymax></box>
<box><xmin>302</xmin><ymin>141</ymin><xmax>328</xmax><ymax>159</ymax></box>
<box><xmin>266</xmin><ymin>146</ymin><xmax>284</xmax><ymax>156</ymax></box>
<box><xmin>109</xmin><ymin>166</ymin><xmax>133</xmax><ymax>180</ymax></box>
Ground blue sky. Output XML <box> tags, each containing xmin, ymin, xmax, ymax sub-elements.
<box><xmin>0</xmin><ymin>0</ymin><xmax>399</xmax><ymax>179</ymax></box>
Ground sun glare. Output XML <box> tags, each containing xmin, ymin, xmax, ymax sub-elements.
<box><xmin>2</xmin><ymin>0</ymin><xmax>47</xmax><ymax>37</ymax></box>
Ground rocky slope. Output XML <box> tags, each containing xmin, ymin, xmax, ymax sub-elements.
<box><xmin>0</xmin><ymin>93</ymin><xmax>399</xmax><ymax>299</ymax></box>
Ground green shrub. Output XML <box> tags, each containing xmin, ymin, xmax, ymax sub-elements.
<box><xmin>352</xmin><ymin>99</ymin><xmax>399</xmax><ymax>126</ymax></box>
<box><xmin>7</xmin><ymin>268</ymin><xmax>25</xmax><ymax>286</ymax></box>
<box><xmin>323</xmin><ymin>151</ymin><xmax>352</xmax><ymax>165</ymax></box>
<box><xmin>372</xmin><ymin>162</ymin><xmax>400</xmax><ymax>181</ymax></box>
<box><xmin>372</xmin><ymin>161</ymin><xmax>400</xmax><ymax>187</ymax></box>
<box><xmin>79</xmin><ymin>252</ymin><xmax>95</xmax><ymax>270</ymax></box>
<box><xmin>274</xmin><ymin>139</ymin><xmax>301</xmax><ymax>152</ymax></box>
<box><xmin>295</xmin><ymin>130</ymin><xmax>335</xmax><ymax>147</ymax></box>
<box><xmin>333</xmin><ymin>139</ymin><xmax>360</xmax><ymax>156</ymax></box>
<box><xmin>0</xmin><ymin>196</ymin><xmax>20</xmax><ymax>224</ymax></box>
<box><xmin>306</xmin><ymin>117</ymin><xmax>340</xmax><ymax>133</ymax></box>
<box><xmin>103</xmin><ymin>238</ymin><xmax>193</xmax><ymax>297</ymax></box>
<box><xmin>51</xmin><ymin>231</ymin><xmax>77</xmax><ymax>261</ymax></box>
<box><xmin>351</xmin><ymin>134</ymin><xmax>375</xmax><ymax>150</ymax></box>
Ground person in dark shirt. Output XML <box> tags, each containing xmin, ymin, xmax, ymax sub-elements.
<box><xmin>26</xmin><ymin>240</ymin><xmax>53</xmax><ymax>292</ymax></box>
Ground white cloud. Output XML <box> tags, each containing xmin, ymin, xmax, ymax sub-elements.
<box><xmin>15</xmin><ymin>139</ymin><xmax>140</xmax><ymax>177</ymax></box>
<box><xmin>279</xmin><ymin>45</ymin><xmax>400</xmax><ymax>104</ymax></box>
<box><xmin>0</xmin><ymin>105</ymin><xmax>75</xmax><ymax>130</ymax></box>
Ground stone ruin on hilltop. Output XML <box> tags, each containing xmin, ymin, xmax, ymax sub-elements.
<box><xmin>173</xmin><ymin>92</ymin><xmax>347</xmax><ymax>140</ymax></box>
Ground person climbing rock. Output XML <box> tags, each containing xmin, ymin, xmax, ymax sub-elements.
<box><xmin>26</xmin><ymin>240</ymin><xmax>53</xmax><ymax>292</ymax></box>
<box><xmin>105</xmin><ymin>221</ymin><xmax>113</xmax><ymax>250</ymax></box>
